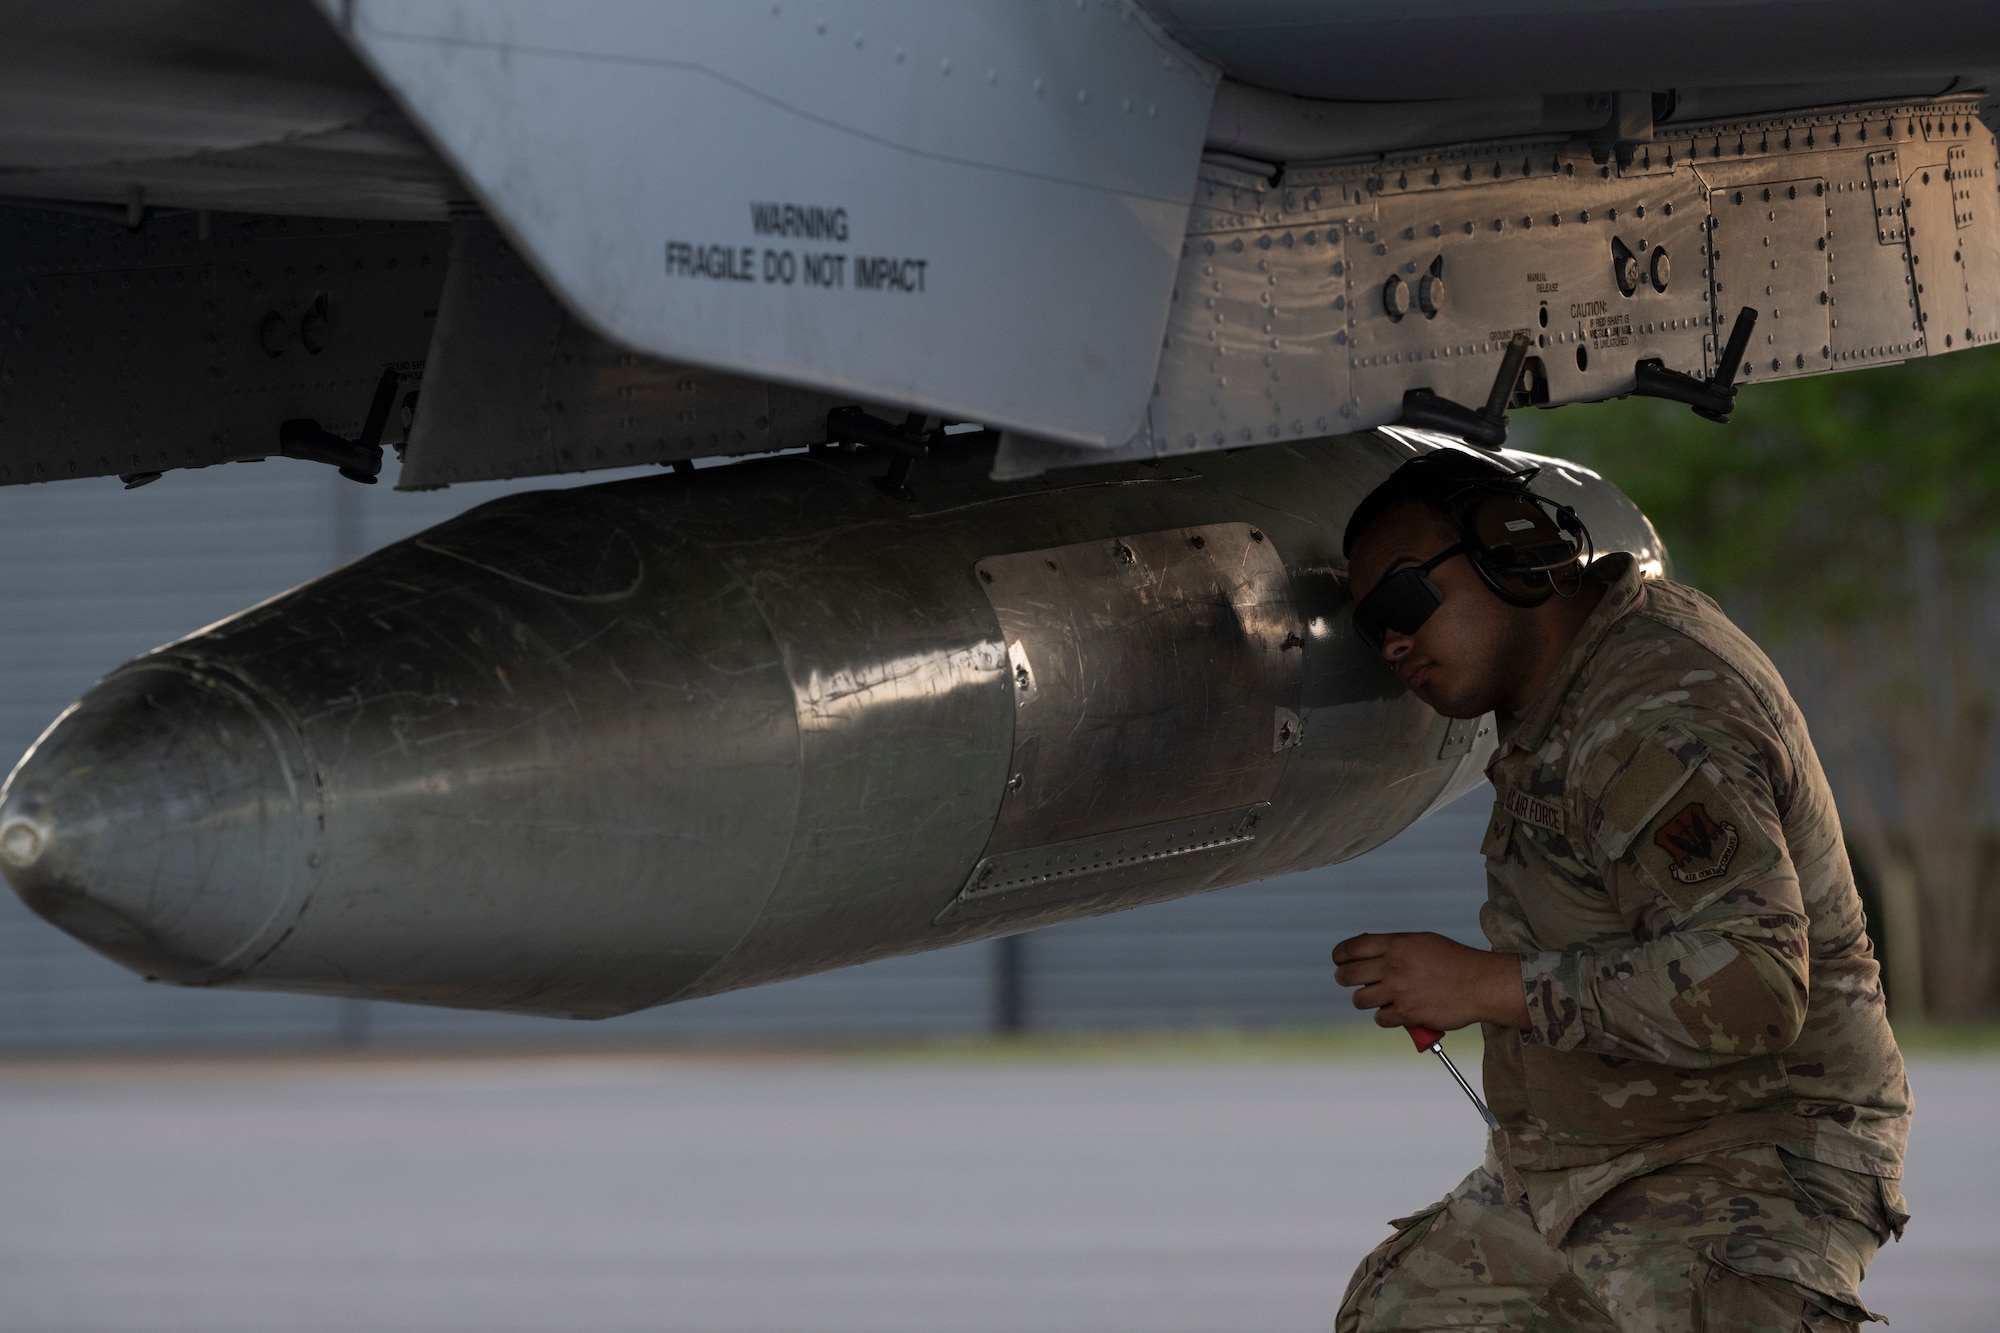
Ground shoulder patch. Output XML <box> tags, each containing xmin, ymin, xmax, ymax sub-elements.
<box><xmin>1588</xmin><ymin>724</ymin><xmax>1707</xmax><ymax>862</ymax></box>
<box><xmin>1627</xmin><ymin>769</ymin><xmax>1783</xmax><ymax>913</ymax></box>
<box><xmin>1651</xmin><ymin>801</ymin><xmax>1741</xmax><ymax>884</ymax></box>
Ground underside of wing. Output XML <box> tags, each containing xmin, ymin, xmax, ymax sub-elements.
<box><xmin>0</xmin><ymin>0</ymin><xmax>1990</xmax><ymax>1015</ymax></box>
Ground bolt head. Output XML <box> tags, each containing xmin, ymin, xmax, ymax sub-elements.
<box><xmin>1382</xmin><ymin>275</ymin><xmax>1411</xmax><ymax>319</ymax></box>
<box><xmin>1418</xmin><ymin>274</ymin><xmax>1446</xmax><ymax>317</ymax></box>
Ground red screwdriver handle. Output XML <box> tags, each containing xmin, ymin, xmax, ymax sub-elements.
<box><xmin>1407</xmin><ymin>1025</ymin><xmax>1445</xmax><ymax>1051</ymax></box>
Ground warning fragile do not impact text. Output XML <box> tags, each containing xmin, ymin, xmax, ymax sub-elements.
<box><xmin>665</xmin><ymin>202</ymin><xmax>928</xmax><ymax>294</ymax></box>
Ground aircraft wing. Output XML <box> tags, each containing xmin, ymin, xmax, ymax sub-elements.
<box><xmin>2</xmin><ymin>1</ymin><xmax>2000</xmax><ymax>487</ymax></box>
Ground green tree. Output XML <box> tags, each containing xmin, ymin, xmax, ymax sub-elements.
<box><xmin>1521</xmin><ymin>348</ymin><xmax>2000</xmax><ymax>1019</ymax></box>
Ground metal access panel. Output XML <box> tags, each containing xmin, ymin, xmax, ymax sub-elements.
<box><xmin>1701</xmin><ymin>135</ymin><xmax>1923</xmax><ymax>371</ymax></box>
<box><xmin>941</xmin><ymin>522</ymin><xmax>1302</xmax><ymax>922</ymax></box>
<box><xmin>1830</xmin><ymin>151</ymin><xmax>1923</xmax><ymax>363</ymax></box>
<box><xmin>1149</xmin><ymin>176</ymin><xmax>1354</xmax><ymax>452</ymax></box>
<box><xmin>1903</xmin><ymin>123</ymin><xmax>2000</xmax><ymax>354</ymax></box>
<box><xmin>1701</xmin><ymin>179</ymin><xmax>1831</xmax><ymax>382</ymax></box>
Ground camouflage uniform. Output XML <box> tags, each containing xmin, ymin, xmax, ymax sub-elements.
<box><xmin>1339</xmin><ymin>554</ymin><xmax>1911</xmax><ymax>1332</ymax></box>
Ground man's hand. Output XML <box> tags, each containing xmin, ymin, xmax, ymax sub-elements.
<box><xmin>1331</xmin><ymin>932</ymin><xmax>1531</xmax><ymax>1032</ymax></box>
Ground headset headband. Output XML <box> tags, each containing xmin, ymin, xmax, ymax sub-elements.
<box><xmin>1354</xmin><ymin>450</ymin><xmax>1592</xmax><ymax>608</ymax></box>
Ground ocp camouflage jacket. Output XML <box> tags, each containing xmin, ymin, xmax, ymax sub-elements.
<box><xmin>1478</xmin><ymin>553</ymin><xmax>1911</xmax><ymax>1239</ymax></box>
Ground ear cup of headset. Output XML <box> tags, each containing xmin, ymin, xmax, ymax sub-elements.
<box><xmin>1462</xmin><ymin>493</ymin><xmax>1584</xmax><ymax>606</ymax></box>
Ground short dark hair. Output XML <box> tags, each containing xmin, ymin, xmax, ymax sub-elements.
<box><xmin>1341</xmin><ymin>449</ymin><xmax>1527</xmax><ymax>555</ymax></box>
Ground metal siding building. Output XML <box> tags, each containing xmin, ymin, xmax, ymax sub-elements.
<box><xmin>0</xmin><ymin>460</ymin><xmax>1490</xmax><ymax>1051</ymax></box>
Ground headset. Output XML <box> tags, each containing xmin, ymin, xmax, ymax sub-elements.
<box><xmin>1349</xmin><ymin>450</ymin><xmax>1592</xmax><ymax>652</ymax></box>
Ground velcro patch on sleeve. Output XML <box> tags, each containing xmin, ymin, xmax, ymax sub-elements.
<box><xmin>1588</xmin><ymin>723</ymin><xmax>1706</xmax><ymax>862</ymax></box>
<box><xmin>1630</xmin><ymin>771</ymin><xmax>1782</xmax><ymax>914</ymax></box>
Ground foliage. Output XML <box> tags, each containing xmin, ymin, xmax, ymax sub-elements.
<box><xmin>1519</xmin><ymin>347</ymin><xmax>2000</xmax><ymax>1017</ymax></box>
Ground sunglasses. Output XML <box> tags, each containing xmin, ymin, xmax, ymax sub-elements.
<box><xmin>1353</xmin><ymin>545</ymin><xmax>1466</xmax><ymax>653</ymax></box>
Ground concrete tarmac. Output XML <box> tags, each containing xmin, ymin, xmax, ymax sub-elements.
<box><xmin>0</xmin><ymin>1049</ymin><xmax>1990</xmax><ymax>1332</ymax></box>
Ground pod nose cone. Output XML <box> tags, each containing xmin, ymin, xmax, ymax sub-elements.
<box><xmin>0</xmin><ymin>661</ymin><xmax>319</xmax><ymax>983</ymax></box>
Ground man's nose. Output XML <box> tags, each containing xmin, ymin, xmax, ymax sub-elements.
<box><xmin>1381</xmin><ymin>630</ymin><xmax>1413</xmax><ymax>661</ymax></box>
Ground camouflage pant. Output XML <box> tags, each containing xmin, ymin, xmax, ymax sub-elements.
<box><xmin>1337</xmin><ymin>1146</ymin><xmax>1890</xmax><ymax>1332</ymax></box>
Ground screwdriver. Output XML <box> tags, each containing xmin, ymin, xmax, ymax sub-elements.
<box><xmin>1407</xmin><ymin>1026</ymin><xmax>1500</xmax><ymax>1132</ymax></box>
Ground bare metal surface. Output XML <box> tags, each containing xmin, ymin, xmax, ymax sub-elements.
<box><xmin>976</xmin><ymin>522</ymin><xmax>1300</xmax><ymax>850</ymax></box>
<box><xmin>0</xmin><ymin>1051</ymin><xmax>1988</xmax><ymax>1333</ymax></box>
<box><xmin>1147</xmin><ymin>98</ymin><xmax>2000</xmax><ymax>460</ymax></box>
<box><xmin>0</xmin><ymin>433</ymin><xmax>1661</xmax><ymax>1017</ymax></box>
